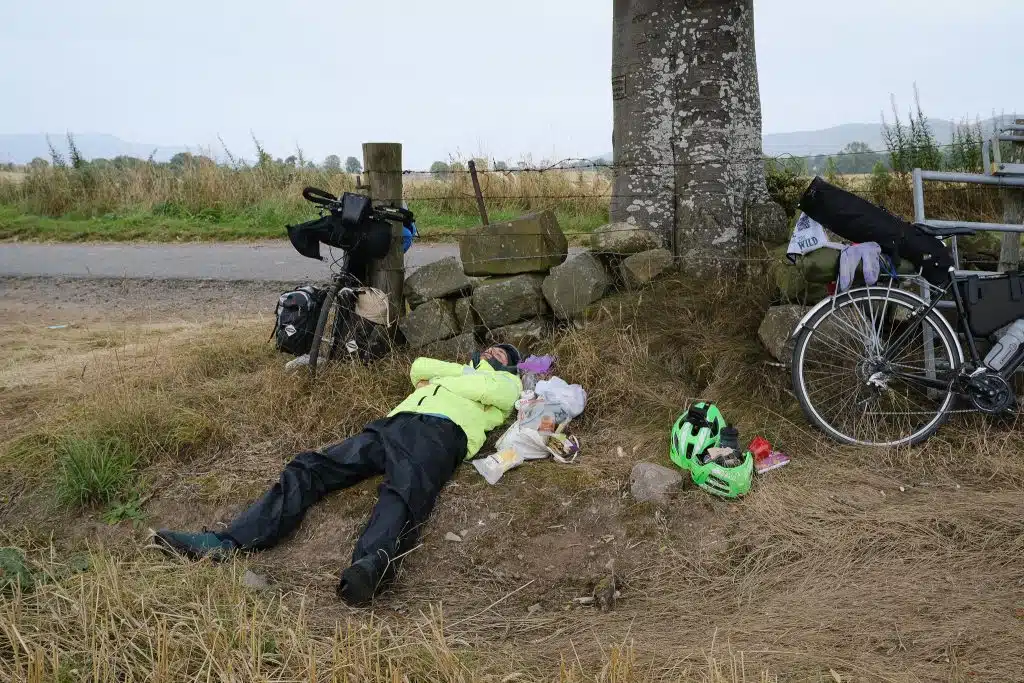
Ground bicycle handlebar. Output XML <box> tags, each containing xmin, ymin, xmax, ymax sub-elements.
<box><xmin>301</xmin><ymin>187</ymin><xmax>414</xmax><ymax>226</ymax></box>
<box><xmin>302</xmin><ymin>186</ymin><xmax>337</xmax><ymax>207</ymax></box>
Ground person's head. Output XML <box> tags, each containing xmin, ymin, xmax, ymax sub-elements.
<box><xmin>472</xmin><ymin>344</ymin><xmax>521</xmax><ymax>374</ymax></box>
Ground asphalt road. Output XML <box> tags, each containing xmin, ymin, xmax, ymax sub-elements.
<box><xmin>0</xmin><ymin>242</ymin><xmax>461</xmax><ymax>280</ymax></box>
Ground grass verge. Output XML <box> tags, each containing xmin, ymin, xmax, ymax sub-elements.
<box><xmin>0</xmin><ymin>204</ymin><xmax>608</xmax><ymax>243</ymax></box>
<box><xmin>2</xmin><ymin>277</ymin><xmax>1023</xmax><ymax>680</ymax></box>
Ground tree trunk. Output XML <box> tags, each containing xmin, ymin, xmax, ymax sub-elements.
<box><xmin>612</xmin><ymin>0</ymin><xmax>772</xmax><ymax>260</ymax></box>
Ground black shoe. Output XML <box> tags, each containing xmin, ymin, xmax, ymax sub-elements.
<box><xmin>154</xmin><ymin>529</ymin><xmax>238</xmax><ymax>561</ymax></box>
<box><xmin>337</xmin><ymin>558</ymin><xmax>380</xmax><ymax>607</ymax></box>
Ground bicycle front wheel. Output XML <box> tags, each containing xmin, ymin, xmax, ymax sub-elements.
<box><xmin>307</xmin><ymin>283</ymin><xmax>341</xmax><ymax>378</ymax></box>
<box><xmin>792</xmin><ymin>287</ymin><xmax>963</xmax><ymax>447</ymax></box>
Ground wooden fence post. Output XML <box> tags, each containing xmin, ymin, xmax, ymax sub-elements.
<box><xmin>998</xmin><ymin>122</ymin><xmax>1024</xmax><ymax>273</ymax></box>
<box><xmin>362</xmin><ymin>142</ymin><xmax>405</xmax><ymax>316</ymax></box>
<box><xmin>999</xmin><ymin>191</ymin><xmax>1023</xmax><ymax>273</ymax></box>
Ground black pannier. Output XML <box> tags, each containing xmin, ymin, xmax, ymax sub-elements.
<box><xmin>326</xmin><ymin>288</ymin><xmax>394</xmax><ymax>363</ymax></box>
<box><xmin>273</xmin><ymin>285</ymin><xmax>326</xmax><ymax>356</ymax></box>
<box><xmin>799</xmin><ymin>176</ymin><xmax>953</xmax><ymax>286</ymax></box>
<box><xmin>957</xmin><ymin>273</ymin><xmax>1024</xmax><ymax>338</ymax></box>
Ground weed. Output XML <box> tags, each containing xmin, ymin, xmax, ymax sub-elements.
<box><xmin>55</xmin><ymin>436</ymin><xmax>139</xmax><ymax>507</ymax></box>
<box><xmin>102</xmin><ymin>497</ymin><xmax>147</xmax><ymax>527</ymax></box>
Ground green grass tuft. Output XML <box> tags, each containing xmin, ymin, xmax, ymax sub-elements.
<box><xmin>55</xmin><ymin>436</ymin><xmax>140</xmax><ymax>507</ymax></box>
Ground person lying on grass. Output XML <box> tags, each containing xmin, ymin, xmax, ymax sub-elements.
<box><xmin>155</xmin><ymin>344</ymin><xmax>522</xmax><ymax>606</ymax></box>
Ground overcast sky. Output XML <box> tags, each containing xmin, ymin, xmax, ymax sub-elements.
<box><xmin>1</xmin><ymin>0</ymin><xmax>1020</xmax><ymax>168</ymax></box>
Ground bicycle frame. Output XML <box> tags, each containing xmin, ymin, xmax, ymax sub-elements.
<box><xmin>795</xmin><ymin>266</ymin><xmax>1024</xmax><ymax>395</ymax></box>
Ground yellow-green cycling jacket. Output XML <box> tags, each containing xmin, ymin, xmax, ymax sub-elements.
<box><xmin>389</xmin><ymin>357</ymin><xmax>522</xmax><ymax>459</ymax></box>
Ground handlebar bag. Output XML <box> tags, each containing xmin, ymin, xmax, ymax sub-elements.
<box><xmin>957</xmin><ymin>273</ymin><xmax>1024</xmax><ymax>337</ymax></box>
<box><xmin>339</xmin><ymin>192</ymin><xmax>373</xmax><ymax>227</ymax></box>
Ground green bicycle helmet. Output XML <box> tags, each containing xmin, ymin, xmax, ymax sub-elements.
<box><xmin>670</xmin><ymin>402</ymin><xmax>726</xmax><ymax>469</ymax></box>
<box><xmin>687</xmin><ymin>451</ymin><xmax>754</xmax><ymax>500</ymax></box>
<box><xmin>670</xmin><ymin>403</ymin><xmax>753</xmax><ymax>499</ymax></box>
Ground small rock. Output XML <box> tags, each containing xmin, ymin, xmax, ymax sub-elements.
<box><xmin>0</xmin><ymin>547</ymin><xmax>33</xmax><ymax>593</ymax></box>
<box><xmin>242</xmin><ymin>570</ymin><xmax>269</xmax><ymax>590</ymax></box>
<box><xmin>619</xmin><ymin>248</ymin><xmax>674</xmax><ymax>289</ymax></box>
<box><xmin>527</xmin><ymin>603</ymin><xmax>542</xmax><ymax>615</ymax></box>
<box><xmin>573</xmin><ymin>596</ymin><xmax>596</xmax><ymax>605</ymax></box>
<box><xmin>459</xmin><ymin>529</ymin><xmax>469</xmax><ymax>538</ymax></box>
<box><xmin>629</xmin><ymin>462</ymin><xmax>684</xmax><ymax>505</ymax></box>
<box><xmin>516</xmin><ymin>553</ymin><xmax>524</xmax><ymax>560</ymax></box>
<box><xmin>757</xmin><ymin>305</ymin><xmax>810</xmax><ymax>365</ymax></box>
<box><xmin>899</xmin><ymin>486</ymin><xmax>906</xmax><ymax>493</ymax></box>
<box><xmin>593</xmin><ymin>576</ymin><xmax>617</xmax><ymax>612</ymax></box>
<box><xmin>444</xmin><ymin>532</ymin><xmax>463</xmax><ymax>542</ymax></box>
<box><xmin>591</xmin><ymin>222</ymin><xmax>661</xmax><ymax>255</ymax></box>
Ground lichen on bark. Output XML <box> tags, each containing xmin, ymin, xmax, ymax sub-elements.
<box><xmin>611</xmin><ymin>0</ymin><xmax>771</xmax><ymax>260</ymax></box>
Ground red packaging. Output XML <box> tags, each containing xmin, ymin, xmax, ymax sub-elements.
<box><xmin>747</xmin><ymin>436</ymin><xmax>771</xmax><ymax>464</ymax></box>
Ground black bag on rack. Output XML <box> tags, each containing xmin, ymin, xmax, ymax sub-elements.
<box><xmin>799</xmin><ymin>176</ymin><xmax>953</xmax><ymax>285</ymax></box>
<box><xmin>957</xmin><ymin>273</ymin><xmax>1024</xmax><ymax>337</ymax></box>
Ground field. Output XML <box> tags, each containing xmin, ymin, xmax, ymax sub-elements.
<box><xmin>2</xmin><ymin>273</ymin><xmax>1023</xmax><ymax>681</ymax></box>
<box><xmin>0</xmin><ymin>163</ymin><xmax>611</xmax><ymax>243</ymax></box>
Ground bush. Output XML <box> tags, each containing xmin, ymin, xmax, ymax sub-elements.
<box><xmin>55</xmin><ymin>436</ymin><xmax>139</xmax><ymax>507</ymax></box>
<box><xmin>429</xmin><ymin>161</ymin><xmax>450</xmax><ymax>179</ymax></box>
<box><xmin>868</xmin><ymin>161</ymin><xmax>893</xmax><ymax>206</ymax></box>
<box><xmin>764</xmin><ymin>157</ymin><xmax>809</xmax><ymax>217</ymax></box>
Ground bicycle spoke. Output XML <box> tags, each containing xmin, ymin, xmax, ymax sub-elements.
<box><xmin>796</xmin><ymin>291</ymin><xmax>957</xmax><ymax>446</ymax></box>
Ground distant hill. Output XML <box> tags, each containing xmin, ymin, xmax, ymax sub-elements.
<box><xmin>762</xmin><ymin>116</ymin><xmax>1016</xmax><ymax>157</ymax></box>
<box><xmin>0</xmin><ymin>133</ymin><xmax>189</xmax><ymax>164</ymax></box>
<box><xmin>599</xmin><ymin>115</ymin><xmax>1019</xmax><ymax>161</ymax></box>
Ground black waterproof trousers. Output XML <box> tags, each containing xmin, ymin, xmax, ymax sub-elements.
<box><xmin>223</xmin><ymin>413</ymin><xmax>466</xmax><ymax>574</ymax></box>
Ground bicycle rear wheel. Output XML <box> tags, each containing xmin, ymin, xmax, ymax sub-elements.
<box><xmin>791</xmin><ymin>287</ymin><xmax>963</xmax><ymax>447</ymax></box>
<box><xmin>307</xmin><ymin>282</ymin><xmax>341</xmax><ymax>379</ymax></box>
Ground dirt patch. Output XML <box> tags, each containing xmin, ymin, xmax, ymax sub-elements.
<box><xmin>1</xmin><ymin>276</ymin><xmax>291</xmax><ymax>326</ymax></box>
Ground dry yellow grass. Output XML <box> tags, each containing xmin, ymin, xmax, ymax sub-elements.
<box><xmin>2</xmin><ymin>277</ymin><xmax>1023</xmax><ymax>681</ymax></box>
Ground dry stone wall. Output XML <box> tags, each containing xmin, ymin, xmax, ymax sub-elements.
<box><xmin>401</xmin><ymin>211</ymin><xmax>675</xmax><ymax>360</ymax></box>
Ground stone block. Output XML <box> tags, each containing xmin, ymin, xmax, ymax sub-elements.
<box><xmin>398</xmin><ymin>299</ymin><xmax>459</xmax><ymax>348</ymax></box>
<box><xmin>620</xmin><ymin>248</ymin><xmax>674</xmax><ymax>288</ymax></box>
<box><xmin>758</xmin><ymin>305</ymin><xmax>811</xmax><ymax>365</ymax></box>
<box><xmin>592</xmin><ymin>222</ymin><xmax>661</xmax><ymax>255</ymax></box>
<box><xmin>460</xmin><ymin>210</ymin><xmax>568</xmax><ymax>276</ymax></box>
<box><xmin>487</xmin><ymin>319</ymin><xmax>549</xmax><ymax>352</ymax></box>
<box><xmin>405</xmin><ymin>256</ymin><xmax>473</xmax><ymax>308</ymax></box>
<box><xmin>421</xmin><ymin>332</ymin><xmax>479</xmax><ymax>362</ymax></box>
<box><xmin>472</xmin><ymin>274</ymin><xmax>549</xmax><ymax>327</ymax></box>
<box><xmin>542</xmin><ymin>251</ymin><xmax>611</xmax><ymax>320</ymax></box>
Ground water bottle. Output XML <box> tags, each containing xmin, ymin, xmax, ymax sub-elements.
<box><xmin>983</xmin><ymin>319</ymin><xmax>1024</xmax><ymax>371</ymax></box>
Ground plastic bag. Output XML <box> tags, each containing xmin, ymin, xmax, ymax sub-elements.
<box><xmin>473</xmin><ymin>376</ymin><xmax>586</xmax><ymax>484</ymax></box>
<box><xmin>535</xmin><ymin>378</ymin><xmax>586</xmax><ymax>418</ymax></box>
<box><xmin>472</xmin><ymin>422</ymin><xmax>552</xmax><ymax>485</ymax></box>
